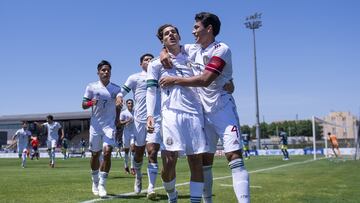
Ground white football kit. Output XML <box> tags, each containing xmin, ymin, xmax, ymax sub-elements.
<box><xmin>147</xmin><ymin>52</ymin><xmax>208</xmax><ymax>155</ymax></box>
<box><xmin>83</xmin><ymin>81</ymin><xmax>121</xmax><ymax>152</ymax></box>
<box><xmin>14</xmin><ymin>128</ymin><xmax>32</xmax><ymax>153</ymax></box>
<box><xmin>119</xmin><ymin>71</ymin><xmax>162</xmax><ymax>146</ymax></box>
<box><xmin>120</xmin><ymin>109</ymin><xmax>135</xmax><ymax>148</ymax></box>
<box><xmin>184</xmin><ymin>42</ymin><xmax>242</xmax><ymax>153</ymax></box>
<box><xmin>42</xmin><ymin>122</ymin><xmax>62</xmax><ymax>149</ymax></box>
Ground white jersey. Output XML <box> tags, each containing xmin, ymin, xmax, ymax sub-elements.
<box><xmin>120</xmin><ymin>109</ymin><xmax>135</xmax><ymax>137</ymax></box>
<box><xmin>83</xmin><ymin>81</ymin><xmax>121</xmax><ymax>134</ymax></box>
<box><xmin>43</xmin><ymin>122</ymin><xmax>62</xmax><ymax>141</ymax></box>
<box><xmin>120</xmin><ymin>71</ymin><xmax>161</xmax><ymax>123</ymax></box>
<box><xmin>14</xmin><ymin>128</ymin><xmax>31</xmax><ymax>147</ymax></box>
<box><xmin>147</xmin><ymin>53</ymin><xmax>203</xmax><ymax>114</ymax></box>
<box><xmin>184</xmin><ymin>41</ymin><xmax>233</xmax><ymax>113</ymax></box>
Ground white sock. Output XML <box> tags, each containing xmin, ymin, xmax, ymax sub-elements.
<box><xmin>147</xmin><ymin>163</ymin><xmax>158</xmax><ymax>191</ymax></box>
<box><xmin>229</xmin><ymin>159</ymin><xmax>250</xmax><ymax>203</ymax></box>
<box><xmin>91</xmin><ymin>170</ymin><xmax>99</xmax><ymax>183</ymax></box>
<box><xmin>202</xmin><ymin>165</ymin><xmax>213</xmax><ymax>203</ymax></box>
<box><xmin>99</xmin><ymin>171</ymin><xmax>108</xmax><ymax>186</ymax></box>
<box><xmin>124</xmin><ymin>153</ymin><xmax>129</xmax><ymax>168</ymax></box>
<box><xmin>22</xmin><ymin>152</ymin><xmax>26</xmax><ymax>167</ymax></box>
<box><xmin>134</xmin><ymin>161</ymin><xmax>143</xmax><ymax>178</ymax></box>
<box><xmin>190</xmin><ymin>181</ymin><xmax>203</xmax><ymax>203</ymax></box>
<box><xmin>51</xmin><ymin>149</ymin><xmax>55</xmax><ymax>164</ymax></box>
<box><xmin>163</xmin><ymin>178</ymin><xmax>177</xmax><ymax>201</ymax></box>
<box><xmin>130</xmin><ymin>152</ymin><xmax>135</xmax><ymax>168</ymax></box>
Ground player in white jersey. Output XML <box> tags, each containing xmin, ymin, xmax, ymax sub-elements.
<box><xmin>82</xmin><ymin>60</ymin><xmax>122</xmax><ymax>198</ymax></box>
<box><xmin>119</xmin><ymin>99</ymin><xmax>135</xmax><ymax>174</ymax></box>
<box><xmin>159</xmin><ymin>12</ymin><xmax>250</xmax><ymax>203</ymax></box>
<box><xmin>35</xmin><ymin>115</ymin><xmax>64</xmax><ymax>168</ymax></box>
<box><xmin>12</xmin><ymin>121</ymin><xmax>32</xmax><ymax>159</ymax></box>
<box><xmin>117</xmin><ymin>53</ymin><xmax>162</xmax><ymax>200</ymax></box>
<box><xmin>147</xmin><ymin>24</ymin><xmax>208</xmax><ymax>203</ymax></box>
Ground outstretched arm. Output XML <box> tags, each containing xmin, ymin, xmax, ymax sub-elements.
<box><xmin>160</xmin><ymin>69</ymin><xmax>218</xmax><ymax>88</ymax></box>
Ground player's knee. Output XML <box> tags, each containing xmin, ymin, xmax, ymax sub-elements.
<box><xmin>225</xmin><ymin>150</ymin><xmax>242</xmax><ymax>162</ymax></box>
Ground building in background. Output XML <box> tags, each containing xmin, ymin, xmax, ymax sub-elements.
<box><xmin>323</xmin><ymin>111</ymin><xmax>358</xmax><ymax>140</ymax></box>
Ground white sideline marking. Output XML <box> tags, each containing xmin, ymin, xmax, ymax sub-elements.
<box><xmin>80</xmin><ymin>158</ymin><xmax>322</xmax><ymax>203</ymax></box>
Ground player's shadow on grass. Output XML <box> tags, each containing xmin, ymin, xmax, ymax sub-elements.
<box><xmin>106</xmin><ymin>193</ymin><xmax>190</xmax><ymax>201</ymax></box>
<box><xmin>110</xmin><ymin>175</ymin><xmax>137</xmax><ymax>179</ymax></box>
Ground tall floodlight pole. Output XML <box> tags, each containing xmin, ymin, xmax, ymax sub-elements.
<box><xmin>245</xmin><ymin>13</ymin><xmax>262</xmax><ymax>150</ymax></box>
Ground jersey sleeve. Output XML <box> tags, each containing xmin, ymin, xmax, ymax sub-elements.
<box><xmin>146</xmin><ymin>61</ymin><xmax>159</xmax><ymax>88</ymax></box>
<box><xmin>83</xmin><ymin>84</ymin><xmax>93</xmax><ymax>101</ymax></box>
<box><xmin>205</xmin><ymin>43</ymin><xmax>230</xmax><ymax>75</ymax></box>
<box><xmin>120</xmin><ymin>111</ymin><xmax>126</xmax><ymax>121</ymax></box>
<box><xmin>119</xmin><ymin>75</ymin><xmax>136</xmax><ymax>97</ymax></box>
<box><xmin>146</xmin><ymin>61</ymin><xmax>159</xmax><ymax>117</ymax></box>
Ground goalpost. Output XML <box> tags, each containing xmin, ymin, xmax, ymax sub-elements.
<box><xmin>312</xmin><ymin>116</ymin><xmax>360</xmax><ymax>160</ymax></box>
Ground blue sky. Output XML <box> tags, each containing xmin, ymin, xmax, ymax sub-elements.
<box><xmin>1</xmin><ymin>0</ymin><xmax>359</xmax><ymax>125</ymax></box>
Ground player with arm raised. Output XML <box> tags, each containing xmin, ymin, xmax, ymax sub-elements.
<box><xmin>117</xmin><ymin>54</ymin><xmax>162</xmax><ymax>199</ymax></box>
<box><xmin>159</xmin><ymin>12</ymin><xmax>250</xmax><ymax>203</ymax></box>
<box><xmin>82</xmin><ymin>60</ymin><xmax>122</xmax><ymax>198</ymax></box>
<box><xmin>35</xmin><ymin>115</ymin><xmax>64</xmax><ymax>168</ymax></box>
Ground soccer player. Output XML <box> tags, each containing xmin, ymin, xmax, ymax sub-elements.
<box><xmin>61</xmin><ymin>137</ymin><xmax>69</xmax><ymax>159</ymax></box>
<box><xmin>35</xmin><ymin>115</ymin><xmax>64</xmax><ymax>168</ymax></box>
<box><xmin>82</xmin><ymin>60</ymin><xmax>122</xmax><ymax>197</ymax></box>
<box><xmin>12</xmin><ymin>121</ymin><xmax>32</xmax><ymax>159</ymax></box>
<box><xmin>119</xmin><ymin>99</ymin><xmax>135</xmax><ymax>174</ymax></box>
<box><xmin>159</xmin><ymin>12</ymin><xmax>250</xmax><ymax>203</ymax></box>
<box><xmin>328</xmin><ymin>132</ymin><xmax>341</xmax><ymax>157</ymax></box>
<box><xmin>30</xmin><ymin>136</ymin><xmax>40</xmax><ymax>160</ymax></box>
<box><xmin>80</xmin><ymin>138</ymin><xmax>86</xmax><ymax>158</ymax></box>
<box><xmin>242</xmin><ymin>134</ymin><xmax>251</xmax><ymax>160</ymax></box>
<box><xmin>147</xmin><ymin>24</ymin><xmax>208</xmax><ymax>203</ymax></box>
<box><xmin>117</xmin><ymin>53</ymin><xmax>162</xmax><ymax>199</ymax></box>
<box><xmin>279</xmin><ymin>130</ymin><xmax>289</xmax><ymax>160</ymax></box>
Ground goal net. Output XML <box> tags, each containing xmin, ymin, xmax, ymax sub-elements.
<box><xmin>312</xmin><ymin>116</ymin><xmax>359</xmax><ymax>160</ymax></box>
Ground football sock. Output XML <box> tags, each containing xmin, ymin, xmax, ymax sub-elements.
<box><xmin>190</xmin><ymin>181</ymin><xmax>203</xmax><ymax>203</ymax></box>
<box><xmin>202</xmin><ymin>165</ymin><xmax>213</xmax><ymax>203</ymax></box>
<box><xmin>229</xmin><ymin>159</ymin><xmax>250</xmax><ymax>203</ymax></box>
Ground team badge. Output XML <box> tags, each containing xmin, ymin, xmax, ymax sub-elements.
<box><xmin>166</xmin><ymin>137</ymin><xmax>173</xmax><ymax>145</ymax></box>
<box><xmin>203</xmin><ymin>56</ymin><xmax>209</xmax><ymax>65</ymax></box>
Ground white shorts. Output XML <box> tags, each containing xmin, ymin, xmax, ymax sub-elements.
<box><xmin>134</xmin><ymin>119</ymin><xmax>162</xmax><ymax>147</ymax></box>
<box><xmin>17</xmin><ymin>143</ymin><xmax>27</xmax><ymax>154</ymax></box>
<box><xmin>205</xmin><ymin>98</ymin><xmax>242</xmax><ymax>153</ymax></box>
<box><xmin>122</xmin><ymin>131</ymin><xmax>135</xmax><ymax>148</ymax></box>
<box><xmin>47</xmin><ymin>139</ymin><xmax>57</xmax><ymax>149</ymax></box>
<box><xmin>162</xmin><ymin>109</ymin><xmax>208</xmax><ymax>155</ymax></box>
<box><xmin>89</xmin><ymin>126</ymin><xmax>116</xmax><ymax>152</ymax></box>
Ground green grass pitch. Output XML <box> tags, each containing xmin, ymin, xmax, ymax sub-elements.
<box><xmin>0</xmin><ymin>155</ymin><xmax>359</xmax><ymax>203</ymax></box>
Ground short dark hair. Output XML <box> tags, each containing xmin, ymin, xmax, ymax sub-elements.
<box><xmin>140</xmin><ymin>53</ymin><xmax>154</xmax><ymax>63</ymax></box>
<box><xmin>126</xmin><ymin>99</ymin><xmax>134</xmax><ymax>104</ymax></box>
<box><xmin>156</xmin><ymin>24</ymin><xmax>180</xmax><ymax>42</ymax></box>
<box><xmin>195</xmin><ymin>12</ymin><xmax>221</xmax><ymax>37</ymax></box>
<box><xmin>97</xmin><ymin>60</ymin><xmax>112</xmax><ymax>71</ymax></box>
<box><xmin>47</xmin><ymin>115</ymin><xmax>54</xmax><ymax>121</ymax></box>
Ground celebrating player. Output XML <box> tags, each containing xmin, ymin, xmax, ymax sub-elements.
<box><xmin>82</xmin><ymin>60</ymin><xmax>122</xmax><ymax>197</ymax></box>
<box><xmin>119</xmin><ymin>99</ymin><xmax>135</xmax><ymax>173</ymax></box>
<box><xmin>117</xmin><ymin>53</ymin><xmax>162</xmax><ymax>199</ymax></box>
<box><xmin>12</xmin><ymin>121</ymin><xmax>32</xmax><ymax>159</ymax></box>
<box><xmin>35</xmin><ymin>115</ymin><xmax>64</xmax><ymax>168</ymax></box>
<box><xmin>147</xmin><ymin>24</ymin><xmax>208</xmax><ymax>203</ymax></box>
<box><xmin>159</xmin><ymin>12</ymin><xmax>250</xmax><ymax>202</ymax></box>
